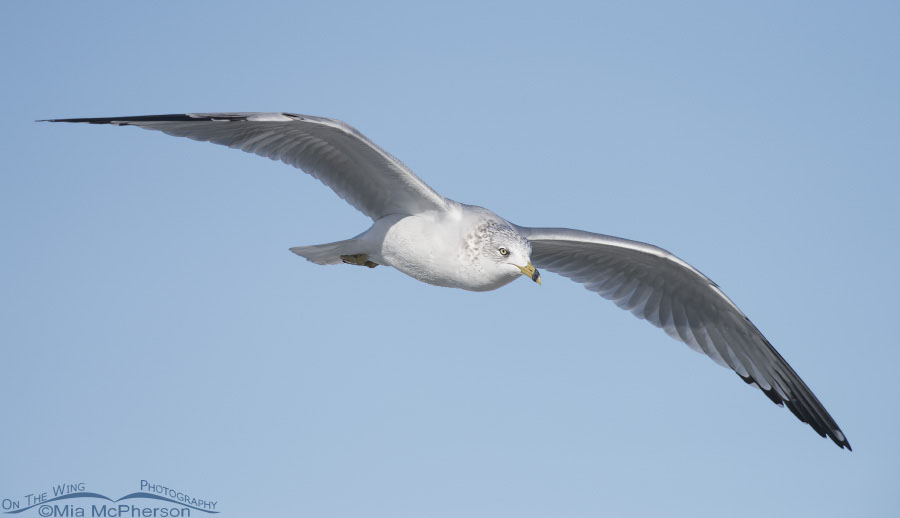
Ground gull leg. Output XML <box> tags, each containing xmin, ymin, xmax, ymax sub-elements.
<box><xmin>340</xmin><ymin>254</ymin><xmax>379</xmax><ymax>268</ymax></box>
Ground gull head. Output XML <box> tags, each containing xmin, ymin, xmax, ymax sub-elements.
<box><xmin>467</xmin><ymin>219</ymin><xmax>541</xmax><ymax>288</ymax></box>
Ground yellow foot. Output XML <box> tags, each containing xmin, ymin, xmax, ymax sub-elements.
<box><xmin>340</xmin><ymin>254</ymin><xmax>379</xmax><ymax>268</ymax></box>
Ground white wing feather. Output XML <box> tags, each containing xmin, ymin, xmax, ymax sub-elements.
<box><xmin>516</xmin><ymin>225</ymin><xmax>850</xmax><ymax>450</ymax></box>
<box><xmin>45</xmin><ymin>113</ymin><xmax>449</xmax><ymax>220</ymax></box>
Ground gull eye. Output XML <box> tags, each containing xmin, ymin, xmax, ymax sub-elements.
<box><xmin>498</xmin><ymin>247</ymin><xmax>509</xmax><ymax>256</ymax></box>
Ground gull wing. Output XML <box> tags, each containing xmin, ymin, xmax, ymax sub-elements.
<box><xmin>515</xmin><ymin>225</ymin><xmax>850</xmax><ymax>450</ymax></box>
<box><xmin>43</xmin><ymin>113</ymin><xmax>450</xmax><ymax>220</ymax></box>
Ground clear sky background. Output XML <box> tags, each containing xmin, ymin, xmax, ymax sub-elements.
<box><xmin>2</xmin><ymin>2</ymin><xmax>898</xmax><ymax>517</ymax></box>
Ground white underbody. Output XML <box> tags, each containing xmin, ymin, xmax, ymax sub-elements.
<box><xmin>358</xmin><ymin>206</ymin><xmax>524</xmax><ymax>291</ymax></box>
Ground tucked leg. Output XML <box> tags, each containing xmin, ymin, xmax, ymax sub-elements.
<box><xmin>340</xmin><ymin>254</ymin><xmax>379</xmax><ymax>268</ymax></box>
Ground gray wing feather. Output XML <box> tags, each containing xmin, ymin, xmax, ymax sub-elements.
<box><xmin>44</xmin><ymin>113</ymin><xmax>449</xmax><ymax>220</ymax></box>
<box><xmin>516</xmin><ymin>225</ymin><xmax>850</xmax><ymax>450</ymax></box>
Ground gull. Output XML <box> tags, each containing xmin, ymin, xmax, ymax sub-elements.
<box><xmin>43</xmin><ymin>112</ymin><xmax>850</xmax><ymax>450</ymax></box>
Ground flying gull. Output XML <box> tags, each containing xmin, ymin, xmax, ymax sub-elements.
<box><xmin>43</xmin><ymin>112</ymin><xmax>851</xmax><ymax>450</ymax></box>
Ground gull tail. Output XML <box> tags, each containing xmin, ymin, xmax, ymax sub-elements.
<box><xmin>290</xmin><ymin>239</ymin><xmax>360</xmax><ymax>265</ymax></box>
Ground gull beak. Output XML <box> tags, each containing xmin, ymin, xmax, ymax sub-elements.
<box><xmin>518</xmin><ymin>262</ymin><xmax>542</xmax><ymax>285</ymax></box>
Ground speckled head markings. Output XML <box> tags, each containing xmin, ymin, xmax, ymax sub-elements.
<box><xmin>463</xmin><ymin>220</ymin><xmax>532</xmax><ymax>267</ymax></box>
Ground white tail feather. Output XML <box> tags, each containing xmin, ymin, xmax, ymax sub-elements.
<box><xmin>290</xmin><ymin>239</ymin><xmax>359</xmax><ymax>265</ymax></box>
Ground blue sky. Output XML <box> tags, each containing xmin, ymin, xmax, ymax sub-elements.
<box><xmin>2</xmin><ymin>1</ymin><xmax>898</xmax><ymax>516</ymax></box>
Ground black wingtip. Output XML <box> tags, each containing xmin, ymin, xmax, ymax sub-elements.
<box><xmin>39</xmin><ymin>113</ymin><xmax>308</xmax><ymax>126</ymax></box>
<box><xmin>38</xmin><ymin>115</ymin><xmax>200</xmax><ymax>125</ymax></box>
<box><xmin>737</xmin><ymin>372</ymin><xmax>851</xmax><ymax>451</ymax></box>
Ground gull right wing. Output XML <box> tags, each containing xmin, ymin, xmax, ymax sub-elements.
<box><xmin>42</xmin><ymin>113</ymin><xmax>451</xmax><ymax>220</ymax></box>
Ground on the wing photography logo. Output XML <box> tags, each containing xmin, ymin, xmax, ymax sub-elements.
<box><xmin>2</xmin><ymin>480</ymin><xmax>218</xmax><ymax>517</ymax></box>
